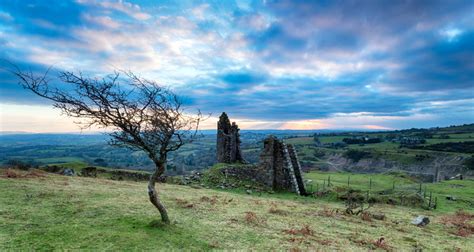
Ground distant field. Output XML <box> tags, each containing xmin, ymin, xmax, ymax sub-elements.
<box><xmin>0</xmin><ymin>171</ymin><xmax>472</xmax><ymax>250</ymax></box>
<box><xmin>283</xmin><ymin>130</ymin><xmax>474</xmax><ymax>168</ymax></box>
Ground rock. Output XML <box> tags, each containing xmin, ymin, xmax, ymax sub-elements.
<box><xmin>246</xmin><ymin>189</ymin><xmax>252</xmax><ymax>194</ymax></box>
<box><xmin>446</xmin><ymin>195</ymin><xmax>457</xmax><ymax>201</ymax></box>
<box><xmin>62</xmin><ymin>168</ymin><xmax>75</xmax><ymax>176</ymax></box>
<box><xmin>372</xmin><ymin>213</ymin><xmax>386</xmax><ymax>220</ymax></box>
<box><xmin>411</xmin><ymin>216</ymin><xmax>430</xmax><ymax>227</ymax></box>
<box><xmin>219</xmin><ymin>185</ymin><xmax>226</xmax><ymax>189</ymax></box>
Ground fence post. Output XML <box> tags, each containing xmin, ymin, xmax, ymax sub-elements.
<box><xmin>347</xmin><ymin>176</ymin><xmax>350</xmax><ymax>187</ymax></box>
<box><xmin>434</xmin><ymin>197</ymin><xmax>438</xmax><ymax>209</ymax></box>
<box><xmin>419</xmin><ymin>183</ymin><xmax>422</xmax><ymax>193</ymax></box>
<box><xmin>392</xmin><ymin>181</ymin><xmax>395</xmax><ymax>191</ymax></box>
<box><xmin>328</xmin><ymin>176</ymin><xmax>331</xmax><ymax>187</ymax></box>
<box><xmin>429</xmin><ymin>191</ymin><xmax>432</xmax><ymax>208</ymax></box>
<box><xmin>369</xmin><ymin>178</ymin><xmax>372</xmax><ymax>190</ymax></box>
<box><xmin>316</xmin><ymin>183</ymin><xmax>319</xmax><ymax>193</ymax></box>
<box><xmin>366</xmin><ymin>191</ymin><xmax>369</xmax><ymax>201</ymax></box>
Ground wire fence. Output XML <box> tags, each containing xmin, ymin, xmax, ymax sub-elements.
<box><xmin>305</xmin><ymin>175</ymin><xmax>438</xmax><ymax>210</ymax></box>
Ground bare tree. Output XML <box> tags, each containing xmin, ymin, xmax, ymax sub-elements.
<box><xmin>12</xmin><ymin>67</ymin><xmax>203</xmax><ymax>224</ymax></box>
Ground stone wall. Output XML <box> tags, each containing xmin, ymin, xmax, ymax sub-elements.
<box><xmin>215</xmin><ymin>114</ymin><xmax>306</xmax><ymax>195</ymax></box>
<box><xmin>259</xmin><ymin>136</ymin><xmax>307</xmax><ymax>195</ymax></box>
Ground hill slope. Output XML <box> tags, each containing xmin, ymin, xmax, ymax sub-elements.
<box><xmin>0</xmin><ymin>170</ymin><xmax>472</xmax><ymax>250</ymax></box>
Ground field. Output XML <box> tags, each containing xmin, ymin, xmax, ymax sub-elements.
<box><xmin>304</xmin><ymin>171</ymin><xmax>474</xmax><ymax>213</ymax></box>
<box><xmin>1</xmin><ymin>169</ymin><xmax>473</xmax><ymax>250</ymax></box>
<box><xmin>284</xmin><ymin>130</ymin><xmax>474</xmax><ymax>169</ymax></box>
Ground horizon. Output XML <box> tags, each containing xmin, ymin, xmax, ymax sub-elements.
<box><xmin>1</xmin><ymin>1</ymin><xmax>473</xmax><ymax>132</ymax></box>
<box><xmin>2</xmin><ymin>122</ymin><xmax>473</xmax><ymax>136</ymax></box>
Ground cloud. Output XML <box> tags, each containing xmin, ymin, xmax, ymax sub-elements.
<box><xmin>78</xmin><ymin>0</ymin><xmax>151</xmax><ymax>21</ymax></box>
<box><xmin>0</xmin><ymin>0</ymin><xmax>473</xmax><ymax>130</ymax></box>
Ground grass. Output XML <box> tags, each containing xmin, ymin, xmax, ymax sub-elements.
<box><xmin>305</xmin><ymin>171</ymin><xmax>416</xmax><ymax>192</ymax></box>
<box><xmin>35</xmin><ymin>157</ymin><xmax>84</xmax><ymax>164</ymax></box>
<box><xmin>0</xmin><ymin>169</ymin><xmax>472</xmax><ymax>250</ymax></box>
<box><xmin>45</xmin><ymin>161</ymin><xmax>91</xmax><ymax>170</ymax></box>
<box><xmin>304</xmin><ymin>171</ymin><xmax>474</xmax><ymax>213</ymax></box>
<box><xmin>43</xmin><ymin>161</ymin><xmax>151</xmax><ymax>175</ymax></box>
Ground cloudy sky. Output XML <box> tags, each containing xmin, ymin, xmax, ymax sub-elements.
<box><xmin>0</xmin><ymin>0</ymin><xmax>473</xmax><ymax>132</ymax></box>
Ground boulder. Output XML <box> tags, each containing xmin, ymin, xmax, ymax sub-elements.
<box><xmin>372</xmin><ymin>213</ymin><xmax>386</xmax><ymax>221</ymax></box>
<box><xmin>62</xmin><ymin>168</ymin><xmax>75</xmax><ymax>176</ymax></box>
<box><xmin>411</xmin><ymin>216</ymin><xmax>430</xmax><ymax>227</ymax></box>
<box><xmin>446</xmin><ymin>195</ymin><xmax>457</xmax><ymax>201</ymax></box>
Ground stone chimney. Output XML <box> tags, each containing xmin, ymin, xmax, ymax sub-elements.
<box><xmin>216</xmin><ymin>112</ymin><xmax>245</xmax><ymax>163</ymax></box>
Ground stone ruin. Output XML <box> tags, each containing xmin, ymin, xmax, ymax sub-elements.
<box><xmin>215</xmin><ymin>113</ymin><xmax>307</xmax><ymax>195</ymax></box>
<box><xmin>259</xmin><ymin>136</ymin><xmax>307</xmax><ymax>195</ymax></box>
<box><xmin>216</xmin><ymin>112</ymin><xmax>245</xmax><ymax>163</ymax></box>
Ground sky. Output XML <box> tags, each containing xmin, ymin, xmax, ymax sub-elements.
<box><xmin>0</xmin><ymin>0</ymin><xmax>473</xmax><ymax>132</ymax></box>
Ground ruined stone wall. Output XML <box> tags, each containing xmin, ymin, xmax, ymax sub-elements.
<box><xmin>216</xmin><ymin>112</ymin><xmax>245</xmax><ymax>163</ymax></box>
<box><xmin>259</xmin><ymin>136</ymin><xmax>307</xmax><ymax>195</ymax></box>
<box><xmin>287</xmin><ymin>144</ymin><xmax>307</xmax><ymax>195</ymax></box>
<box><xmin>215</xmin><ymin>114</ymin><xmax>306</xmax><ymax>195</ymax></box>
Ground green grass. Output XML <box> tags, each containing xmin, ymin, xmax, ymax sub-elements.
<box><xmin>305</xmin><ymin>171</ymin><xmax>415</xmax><ymax>192</ymax></box>
<box><xmin>44</xmin><ymin>161</ymin><xmax>90</xmax><ymax>170</ymax></box>
<box><xmin>36</xmin><ymin>157</ymin><xmax>84</xmax><ymax>164</ymax></box>
<box><xmin>284</xmin><ymin>137</ymin><xmax>314</xmax><ymax>145</ymax></box>
<box><xmin>42</xmin><ymin>161</ymin><xmax>151</xmax><ymax>175</ymax></box>
<box><xmin>304</xmin><ymin>171</ymin><xmax>474</xmax><ymax>213</ymax></box>
<box><xmin>0</xmin><ymin>170</ymin><xmax>472</xmax><ymax>250</ymax></box>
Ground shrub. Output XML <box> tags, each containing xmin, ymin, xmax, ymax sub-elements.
<box><xmin>344</xmin><ymin>150</ymin><xmax>372</xmax><ymax>162</ymax></box>
<box><xmin>463</xmin><ymin>155</ymin><xmax>474</xmax><ymax>170</ymax></box>
<box><xmin>4</xmin><ymin>159</ymin><xmax>37</xmax><ymax>170</ymax></box>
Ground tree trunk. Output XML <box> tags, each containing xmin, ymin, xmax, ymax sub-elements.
<box><xmin>148</xmin><ymin>161</ymin><xmax>170</xmax><ymax>224</ymax></box>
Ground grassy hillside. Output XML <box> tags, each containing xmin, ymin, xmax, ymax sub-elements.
<box><xmin>1</xmin><ymin>170</ymin><xmax>472</xmax><ymax>250</ymax></box>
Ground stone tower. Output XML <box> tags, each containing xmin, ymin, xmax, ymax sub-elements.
<box><xmin>216</xmin><ymin>112</ymin><xmax>245</xmax><ymax>163</ymax></box>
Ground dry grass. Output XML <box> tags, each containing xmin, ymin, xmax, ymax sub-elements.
<box><xmin>284</xmin><ymin>225</ymin><xmax>315</xmax><ymax>236</ymax></box>
<box><xmin>268</xmin><ymin>205</ymin><xmax>289</xmax><ymax>216</ymax></box>
<box><xmin>0</xmin><ymin>169</ymin><xmax>46</xmax><ymax>178</ymax></box>
<box><xmin>174</xmin><ymin>198</ymin><xmax>194</xmax><ymax>208</ymax></box>
<box><xmin>440</xmin><ymin>210</ymin><xmax>474</xmax><ymax>237</ymax></box>
<box><xmin>372</xmin><ymin>237</ymin><xmax>392</xmax><ymax>251</ymax></box>
<box><xmin>0</xmin><ymin>171</ymin><xmax>473</xmax><ymax>251</ymax></box>
<box><xmin>244</xmin><ymin>211</ymin><xmax>266</xmax><ymax>226</ymax></box>
<box><xmin>361</xmin><ymin>212</ymin><xmax>372</xmax><ymax>222</ymax></box>
<box><xmin>317</xmin><ymin>206</ymin><xmax>339</xmax><ymax>217</ymax></box>
<box><xmin>200</xmin><ymin>196</ymin><xmax>218</xmax><ymax>205</ymax></box>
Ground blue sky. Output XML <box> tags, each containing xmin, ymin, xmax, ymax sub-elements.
<box><xmin>0</xmin><ymin>0</ymin><xmax>473</xmax><ymax>132</ymax></box>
